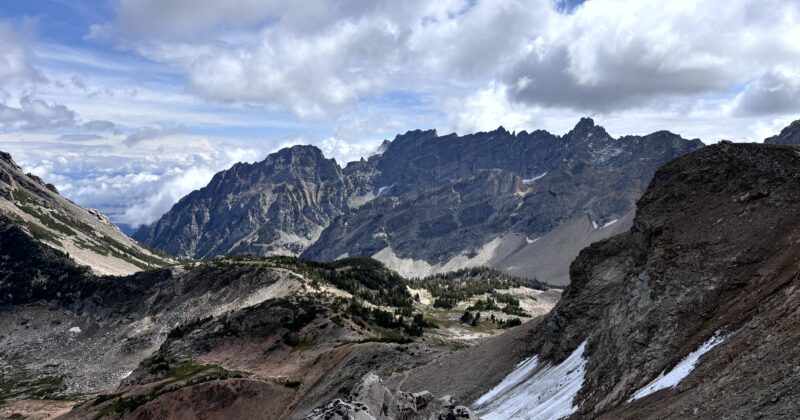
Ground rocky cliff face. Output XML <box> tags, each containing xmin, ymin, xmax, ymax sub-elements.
<box><xmin>305</xmin><ymin>119</ymin><xmax>702</xmax><ymax>284</ymax></box>
<box><xmin>764</xmin><ymin>119</ymin><xmax>800</xmax><ymax>144</ymax></box>
<box><xmin>134</xmin><ymin>145</ymin><xmax>372</xmax><ymax>258</ymax></box>
<box><xmin>468</xmin><ymin>142</ymin><xmax>800</xmax><ymax>418</ymax></box>
<box><xmin>0</xmin><ymin>151</ymin><xmax>169</xmax><ymax>275</ymax></box>
<box><xmin>138</xmin><ymin>119</ymin><xmax>703</xmax><ymax>285</ymax></box>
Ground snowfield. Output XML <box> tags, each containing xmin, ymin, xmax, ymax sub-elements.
<box><xmin>629</xmin><ymin>332</ymin><xmax>728</xmax><ymax>401</ymax></box>
<box><xmin>475</xmin><ymin>340</ymin><xmax>588</xmax><ymax>420</ymax></box>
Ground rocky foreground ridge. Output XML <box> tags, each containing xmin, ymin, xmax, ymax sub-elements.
<box><xmin>453</xmin><ymin>141</ymin><xmax>800</xmax><ymax>419</ymax></box>
<box><xmin>1</xmin><ymin>212</ymin><xmax>557</xmax><ymax>419</ymax></box>
<box><xmin>0</xmin><ymin>152</ymin><xmax>169</xmax><ymax>275</ymax></box>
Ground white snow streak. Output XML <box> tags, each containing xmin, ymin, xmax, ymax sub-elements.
<box><xmin>376</xmin><ymin>184</ymin><xmax>394</xmax><ymax>196</ymax></box>
<box><xmin>68</xmin><ymin>326</ymin><xmax>81</xmax><ymax>333</ymax></box>
<box><xmin>522</xmin><ymin>172</ymin><xmax>548</xmax><ymax>184</ymax></box>
<box><xmin>476</xmin><ymin>340</ymin><xmax>588</xmax><ymax>420</ymax></box>
<box><xmin>599</xmin><ymin>219</ymin><xmax>618</xmax><ymax>229</ymax></box>
<box><xmin>525</xmin><ymin>236</ymin><xmax>540</xmax><ymax>244</ymax></box>
<box><xmin>629</xmin><ymin>332</ymin><xmax>728</xmax><ymax>402</ymax></box>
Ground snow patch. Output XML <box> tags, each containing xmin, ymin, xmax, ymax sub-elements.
<box><xmin>629</xmin><ymin>332</ymin><xmax>728</xmax><ymax>402</ymax></box>
<box><xmin>592</xmin><ymin>220</ymin><xmax>598</xmax><ymax>229</ymax></box>
<box><xmin>525</xmin><ymin>236</ymin><xmax>540</xmax><ymax>244</ymax></box>
<box><xmin>599</xmin><ymin>219</ymin><xmax>618</xmax><ymax>229</ymax></box>
<box><xmin>376</xmin><ymin>184</ymin><xmax>394</xmax><ymax>196</ymax></box>
<box><xmin>476</xmin><ymin>340</ymin><xmax>588</xmax><ymax>420</ymax></box>
<box><xmin>522</xmin><ymin>172</ymin><xmax>548</xmax><ymax>184</ymax></box>
<box><xmin>68</xmin><ymin>326</ymin><xmax>81</xmax><ymax>333</ymax></box>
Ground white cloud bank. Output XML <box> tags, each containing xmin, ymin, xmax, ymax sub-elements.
<box><xmin>93</xmin><ymin>0</ymin><xmax>800</xmax><ymax>118</ymax></box>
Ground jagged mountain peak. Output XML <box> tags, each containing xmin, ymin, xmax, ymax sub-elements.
<box><xmin>764</xmin><ymin>118</ymin><xmax>800</xmax><ymax>145</ymax></box>
<box><xmin>133</xmin><ymin>143</ymin><xmax>357</xmax><ymax>259</ymax></box>
<box><xmin>391</xmin><ymin>128</ymin><xmax>439</xmax><ymax>144</ymax></box>
<box><xmin>564</xmin><ymin>116</ymin><xmax>610</xmax><ymax>142</ymax></box>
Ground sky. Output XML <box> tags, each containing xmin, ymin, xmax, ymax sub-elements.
<box><xmin>0</xmin><ymin>0</ymin><xmax>799</xmax><ymax>230</ymax></box>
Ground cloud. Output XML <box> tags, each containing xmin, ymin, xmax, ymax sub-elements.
<box><xmin>319</xmin><ymin>136</ymin><xmax>381</xmax><ymax>165</ymax></box>
<box><xmin>8</xmin><ymin>131</ymin><xmax>268</xmax><ymax>227</ymax></box>
<box><xmin>442</xmin><ymin>82</ymin><xmax>536</xmax><ymax>134</ymax></box>
<box><xmin>0</xmin><ymin>20</ymin><xmax>40</xmax><ymax>84</ymax></box>
<box><xmin>94</xmin><ymin>0</ymin><xmax>553</xmax><ymax>117</ymax></box>
<box><xmin>504</xmin><ymin>0</ymin><xmax>800</xmax><ymax>112</ymax></box>
<box><xmin>0</xmin><ymin>95</ymin><xmax>78</xmax><ymax>130</ymax></box>
<box><xmin>124</xmin><ymin>124</ymin><xmax>184</xmax><ymax>146</ymax></box>
<box><xmin>0</xmin><ymin>94</ymin><xmax>119</xmax><ymax>132</ymax></box>
<box><xmin>93</xmin><ymin>0</ymin><xmax>800</xmax><ymax>118</ymax></box>
<box><xmin>731</xmin><ymin>68</ymin><xmax>800</xmax><ymax>116</ymax></box>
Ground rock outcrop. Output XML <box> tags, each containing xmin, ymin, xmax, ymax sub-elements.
<box><xmin>469</xmin><ymin>142</ymin><xmax>800</xmax><ymax>419</ymax></box>
<box><xmin>304</xmin><ymin>373</ymin><xmax>476</xmax><ymax>420</ymax></box>
<box><xmin>764</xmin><ymin>119</ymin><xmax>800</xmax><ymax>144</ymax></box>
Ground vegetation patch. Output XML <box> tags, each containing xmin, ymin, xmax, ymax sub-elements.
<box><xmin>410</xmin><ymin>267</ymin><xmax>548</xmax><ymax>309</ymax></box>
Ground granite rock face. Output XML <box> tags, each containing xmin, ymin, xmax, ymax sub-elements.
<box><xmin>134</xmin><ymin>145</ymin><xmax>372</xmax><ymax>258</ymax></box>
<box><xmin>137</xmin><ymin>119</ymin><xmax>703</xmax><ymax>283</ymax></box>
<box><xmin>305</xmin><ymin>119</ymin><xmax>703</xmax><ymax>283</ymax></box>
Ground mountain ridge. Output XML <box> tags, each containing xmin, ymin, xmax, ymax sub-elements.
<box><xmin>136</xmin><ymin>118</ymin><xmax>704</xmax><ymax>285</ymax></box>
<box><xmin>0</xmin><ymin>151</ymin><xmax>169</xmax><ymax>275</ymax></box>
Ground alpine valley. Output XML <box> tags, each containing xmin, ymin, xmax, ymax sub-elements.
<box><xmin>1</xmin><ymin>119</ymin><xmax>800</xmax><ymax>420</ymax></box>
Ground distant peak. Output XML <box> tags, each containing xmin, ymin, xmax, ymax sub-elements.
<box><xmin>764</xmin><ymin>119</ymin><xmax>800</xmax><ymax>145</ymax></box>
<box><xmin>574</xmin><ymin>117</ymin><xmax>596</xmax><ymax>131</ymax></box>
<box><xmin>272</xmin><ymin>144</ymin><xmax>326</xmax><ymax>160</ymax></box>
<box><xmin>0</xmin><ymin>151</ymin><xmax>18</xmax><ymax>167</ymax></box>
<box><xmin>564</xmin><ymin>117</ymin><xmax>608</xmax><ymax>141</ymax></box>
<box><xmin>395</xmin><ymin>129</ymin><xmax>438</xmax><ymax>141</ymax></box>
<box><xmin>375</xmin><ymin>139</ymin><xmax>392</xmax><ymax>155</ymax></box>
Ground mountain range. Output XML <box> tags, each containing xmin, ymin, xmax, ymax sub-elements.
<box><xmin>135</xmin><ymin>118</ymin><xmax>703</xmax><ymax>285</ymax></box>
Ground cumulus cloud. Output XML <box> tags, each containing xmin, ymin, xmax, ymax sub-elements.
<box><xmin>10</xmin><ymin>133</ymin><xmax>268</xmax><ymax>228</ymax></box>
<box><xmin>0</xmin><ymin>95</ymin><xmax>78</xmax><ymax>130</ymax></box>
<box><xmin>93</xmin><ymin>0</ymin><xmax>800</xmax><ymax>118</ymax></box>
<box><xmin>506</xmin><ymin>0</ymin><xmax>800</xmax><ymax>112</ymax></box>
<box><xmin>0</xmin><ymin>20</ymin><xmax>40</xmax><ymax>84</ymax></box>
<box><xmin>94</xmin><ymin>0</ymin><xmax>552</xmax><ymax>117</ymax></box>
<box><xmin>442</xmin><ymin>82</ymin><xmax>536</xmax><ymax>134</ymax></box>
<box><xmin>319</xmin><ymin>136</ymin><xmax>381</xmax><ymax>165</ymax></box>
<box><xmin>731</xmin><ymin>68</ymin><xmax>800</xmax><ymax>116</ymax></box>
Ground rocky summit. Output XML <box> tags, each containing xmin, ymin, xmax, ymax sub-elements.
<box><xmin>133</xmin><ymin>145</ymin><xmax>371</xmax><ymax>259</ymax></box>
<box><xmin>138</xmin><ymin>119</ymin><xmax>703</xmax><ymax>285</ymax></box>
